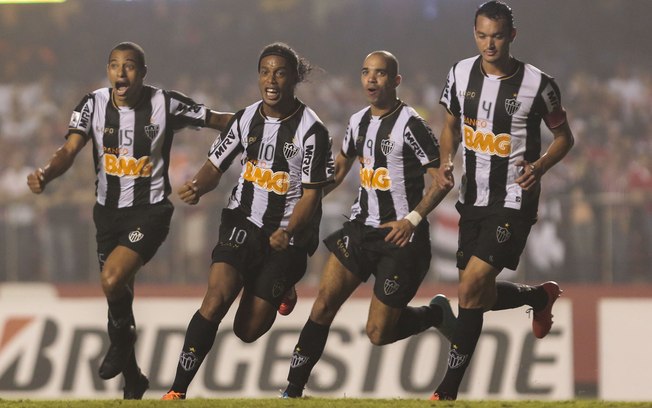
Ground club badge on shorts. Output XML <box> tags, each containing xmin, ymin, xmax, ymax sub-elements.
<box><xmin>129</xmin><ymin>229</ymin><xmax>145</xmax><ymax>243</ymax></box>
<box><xmin>383</xmin><ymin>278</ymin><xmax>399</xmax><ymax>296</ymax></box>
<box><xmin>496</xmin><ymin>224</ymin><xmax>511</xmax><ymax>243</ymax></box>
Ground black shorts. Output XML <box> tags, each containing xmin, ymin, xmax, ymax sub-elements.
<box><xmin>211</xmin><ymin>209</ymin><xmax>307</xmax><ymax>307</ymax></box>
<box><xmin>323</xmin><ymin>220</ymin><xmax>431</xmax><ymax>308</ymax></box>
<box><xmin>93</xmin><ymin>199</ymin><xmax>174</xmax><ymax>269</ymax></box>
<box><xmin>455</xmin><ymin>203</ymin><xmax>533</xmax><ymax>271</ymax></box>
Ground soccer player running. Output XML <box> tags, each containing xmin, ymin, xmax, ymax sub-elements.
<box><xmin>282</xmin><ymin>50</ymin><xmax>457</xmax><ymax>399</ymax></box>
<box><xmin>430</xmin><ymin>1</ymin><xmax>575</xmax><ymax>401</ymax></box>
<box><xmin>26</xmin><ymin>42</ymin><xmax>231</xmax><ymax>399</ymax></box>
<box><xmin>161</xmin><ymin>42</ymin><xmax>334</xmax><ymax>400</ymax></box>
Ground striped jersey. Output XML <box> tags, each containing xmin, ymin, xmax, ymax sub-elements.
<box><xmin>208</xmin><ymin>100</ymin><xmax>334</xmax><ymax>253</ymax></box>
<box><xmin>67</xmin><ymin>85</ymin><xmax>208</xmax><ymax>208</ymax></box>
<box><xmin>440</xmin><ymin>56</ymin><xmax>567</xmax><ymax>220</ymax></box>
<box><xmin>342</xmin><ymin>101</ymin><xmax>441</xmax><ymax>227</ymax></box>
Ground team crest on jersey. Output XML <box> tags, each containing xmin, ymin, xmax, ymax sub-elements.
<box><xmin>383</xmin><ymin>278</ymin><xmax>399</xmax><ymax>296</ymax></box>
<box><xmin>381</xmin><ymin>139</ymin><xmax>395</xmax><ymax>156</ymax></box>
<box><xmin>504</xmin><ymin>98</ymin><xmax>521</xmax><ymax>116</ymax></box>
<box><xmin>496</xmin><ymin>224</ymin><xmax>511</xmax><ymax>243</ymax></box>
<box><xmin>283</xmin><ymin>142</ymin><xmax>299</xmax><ymax>160</ymax></box>
<box><xmin>144</xmin><ymin>123</ymin><xmax>159</xmax><ymax>140</ymax></box>
<box><xmin>128</xmin><ymin>230</ymin><xmax>144</xmax><ymax>243</ymax></box>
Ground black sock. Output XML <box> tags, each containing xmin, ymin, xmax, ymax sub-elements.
<box><xmin>122</xmin><ymin>350</ymin><xmax>140</xmax><ymax>383</ymax></box>
<box><xmin>435</xmin><ymin>307</ymin><xmax>483</xmax><ymax>400</ymax></box>
<box><xmin>491</xmin><ymin>281</ymin><xmax>546</xmax><ymax>311</ymax></box>
<box><xmin>107</xmin><ymin>289</ymin><xmax>134</xmax><ymax>341</ymax></box>
<box><xmin>122</xmin><ymin>315</ymin><xmax>140</xmax><ymax>383</ymax></box>
<box><xmin>286</xmin><ymin>319</ymin><xmax>330</xmax><ymax>396</ymax></box>
<box><xmin>394</xmin><ymin>305</ymin><xmax>440</xmax><ymax>342</ymax></box>
<box><xmin>170</xmin><ymin>311</ymin><xmax>219</xmax><ymax>394</ymax></box>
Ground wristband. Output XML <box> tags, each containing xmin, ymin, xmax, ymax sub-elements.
<box><xmin>404</xmin><ymin>211</ymin><xmax>422</xmax><ymax>227</ymax></box>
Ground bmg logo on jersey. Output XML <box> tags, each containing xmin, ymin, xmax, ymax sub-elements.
<box><xmin>242</xmin><ymin>161</ymin><xmax>289</xmax><ymax>195</ymax></box>
<box><xmin>463</xmin><ymin>124</ymin><xmax>511</xmax><ymax>157</ymax></box>
<box><xmin>104</xmin><ymin>154</ymin><xmax>152</xmax><ymax>178</ymax></box>
<box><xmin>359</xmin><ymin>167</ymin><xmax>391</xmax><ymax>191</ymax></box>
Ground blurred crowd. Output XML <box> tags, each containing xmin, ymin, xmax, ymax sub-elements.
<box><xmin>1</xmin><ymin>0</ymin><xmax>650</xmax><ymax>285</ymax></box>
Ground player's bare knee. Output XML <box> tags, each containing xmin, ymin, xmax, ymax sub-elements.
<box><xmin>310</xmin><ymin>298</ymin><xmax>338</xmax><ymax>324</ymax></box>
<box><xmin>233</xmin><ymin>324</ymin><xmax>261</xmax><ymax>343</ymax></box>
<box><xmin>198</xmin><ymin>298</ymin><xmax>221</xmax><ymax>321</ymax></box>
<box><xmin>366</xmin><ymin>324</ymin><xmax>391</xmax><ymax>346</ymax></box>
<box><xmin>100</xmin><ymin>269</ymin><xmax>125</xmax><ymax>296</ymax></box>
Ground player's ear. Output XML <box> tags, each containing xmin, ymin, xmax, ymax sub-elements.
<box><xmin>141</xmin><ymin>65</ymin><xmax>148</xmax><ymax>79</ymax></box>
<box><xmin>394</xmin><ymin>74</ymin><xmax>402</xmax><ymax>88</ymax></box>
<box><xmin>509</xmin><ymin>27</ymin><xmax>517</xmax><ymax>42</ymax></box>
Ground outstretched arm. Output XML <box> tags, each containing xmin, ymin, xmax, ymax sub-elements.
<box><xmin>27</xmin><ymin>132</ymin><xmax>87</xmax><ymax>194</ymax></box>
<box><xmin>177</xmin><ymin>159</ymin><xmax>223</xmax><ymax>205</ymax></box>
<box><xmin>205</xmin><ymin>110</ymin><xmax>234</xmax><ymax>131</ymax></box>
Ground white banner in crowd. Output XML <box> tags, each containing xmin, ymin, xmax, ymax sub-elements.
<box><xmin>599</xmin><ymin>299</ymin><xmax>652</xmax><ymax>401</ymax></box>
<box><xmin>0</xmin><ymin>286</ymin><xmax>572</xmax><ymax>400</ymax></box>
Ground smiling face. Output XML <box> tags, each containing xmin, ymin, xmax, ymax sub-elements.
<box><xmin>258</xmin><ymin>54</ymin><xmax>298</xmax><ymax>118</ymax></box>
<box><xmin>107</xmin><ymin>49</ymin><xmax>146</xmax><ymax>107</ymax></box>
<box><xmin>361</xmin><ymin>52</ymin><xmax>400</xmax><ymax>116</ymax></box>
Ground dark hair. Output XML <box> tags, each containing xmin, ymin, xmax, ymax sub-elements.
<box><xmin>258</xmin><ymin>42</ymin><xmax>313</xmax><ymax>83</ymax></box>
<box><xmin>475</xmin><ymin>1</ymin><xmax>515</xmax><ymax>31</ymax></box>
<box><xmin>109</xmin><ymin>42</ymin><xmax>146</xmax><ymax>69</ymax></box>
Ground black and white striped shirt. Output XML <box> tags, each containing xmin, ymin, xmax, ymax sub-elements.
<box><xmin>440</xmin><ymin>56</ymin><xmax>566</xmax><ymax>219</ymax></box>
<box><xmin>68</xmin><ymin>85</ymin><xmax>208</xmax><ymax>208</ymax></box>
<box><xmin>342</xmin><ymin>101</ymin><xmax>441</xmax><ymax>227</ymax></box>
<box><xmin>208</xmin><ymin>100</ymin><xmax>334</xmax><ymax>251</ymax></box>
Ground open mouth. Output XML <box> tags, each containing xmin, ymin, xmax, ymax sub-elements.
<box><xmin>115</xmin><ymin>80</ymin><xmax>130</xmax><ymax>97</ymax></box>
<box><xmin>265</xmin><ymin>87</ymin><xmax>280</xmax><ymax>100</ymax></box>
